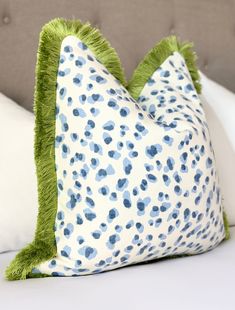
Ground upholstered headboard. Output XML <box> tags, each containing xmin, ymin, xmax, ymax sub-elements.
<box><xmin>0</xmin><ymin>0</ymin><xmax>235</xmax><ymax>111</ymax></box>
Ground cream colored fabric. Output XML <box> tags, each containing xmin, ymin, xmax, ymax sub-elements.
<box><xmin>32</xmin><ymin>36</ymin><xmax>225</xmax><ymax>277</ymax></box>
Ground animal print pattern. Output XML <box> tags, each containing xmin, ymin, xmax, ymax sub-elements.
<box><xmin>32</xmin><ymin>35</ymin><xmax>225</xmax><ymax>276</ymax></box>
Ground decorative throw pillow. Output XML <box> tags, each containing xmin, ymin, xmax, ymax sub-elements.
<box><xmin>6</xmin><ymin>18</ymin><xmax>229</xmax><ymax>280</ymax></box>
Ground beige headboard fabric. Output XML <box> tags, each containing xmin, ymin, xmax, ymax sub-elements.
<box><xmin>0</xmin><ymin>0</ymin><xmax>235</xmax><ymax>111</ymax></box>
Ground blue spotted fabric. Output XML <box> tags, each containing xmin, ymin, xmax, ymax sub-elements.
<box><xmin>32</xmin><ymin>35</ymin><xmax>225</xmax><ymax>276</ymax></box>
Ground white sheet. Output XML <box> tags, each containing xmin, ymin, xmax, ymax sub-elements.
<box><xmin>0</xmin><ymin>227</ymin><xmax>235</xmax><ymax>310</ymax></box>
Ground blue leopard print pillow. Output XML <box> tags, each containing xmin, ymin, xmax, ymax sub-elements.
<box><xmin>6</xmin><ymin>19</ymin><xmax>228</xmax><ymax>280</ymax></box>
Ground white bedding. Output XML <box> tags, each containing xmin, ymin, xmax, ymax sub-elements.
<box><xmin>0</xmin><ymin>227</ymin><xmax>235</xmax><ymax>310</ymax></box>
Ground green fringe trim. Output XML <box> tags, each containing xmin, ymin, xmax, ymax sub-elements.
<box><xmin>5</xmin><ymin>18</ymin><xmax>126</xmax><ymax>281</ymax></box>
<box><xmin>223</xmin><ymin>211</ymin><xmax>230</xmax><ymax>240</ymax></box>
<box><xmin>127</xmin><ymin>35</ymin><xmax>201</xmax><ymax>100</ymax></box>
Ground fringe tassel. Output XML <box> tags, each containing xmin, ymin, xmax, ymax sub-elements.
<box><xmin>127</xmin><ymin>35</ymin><xmax>201</xmax><ymax>100</ymax></box>
<box><xmin>223</xmin><ymin>212</ymin><xmax>230</xmax><ymax>240</ymax></box>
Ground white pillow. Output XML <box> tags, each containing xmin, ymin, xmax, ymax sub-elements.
<box><xmin>200</xmin><ymin>72</ymin><xmax>235</xmax><ymax>225</ymax></box>
<box><xmin>0</xmin><ymin>93</ymin><xmax>37</xmax><ymax>252</ymax></box>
